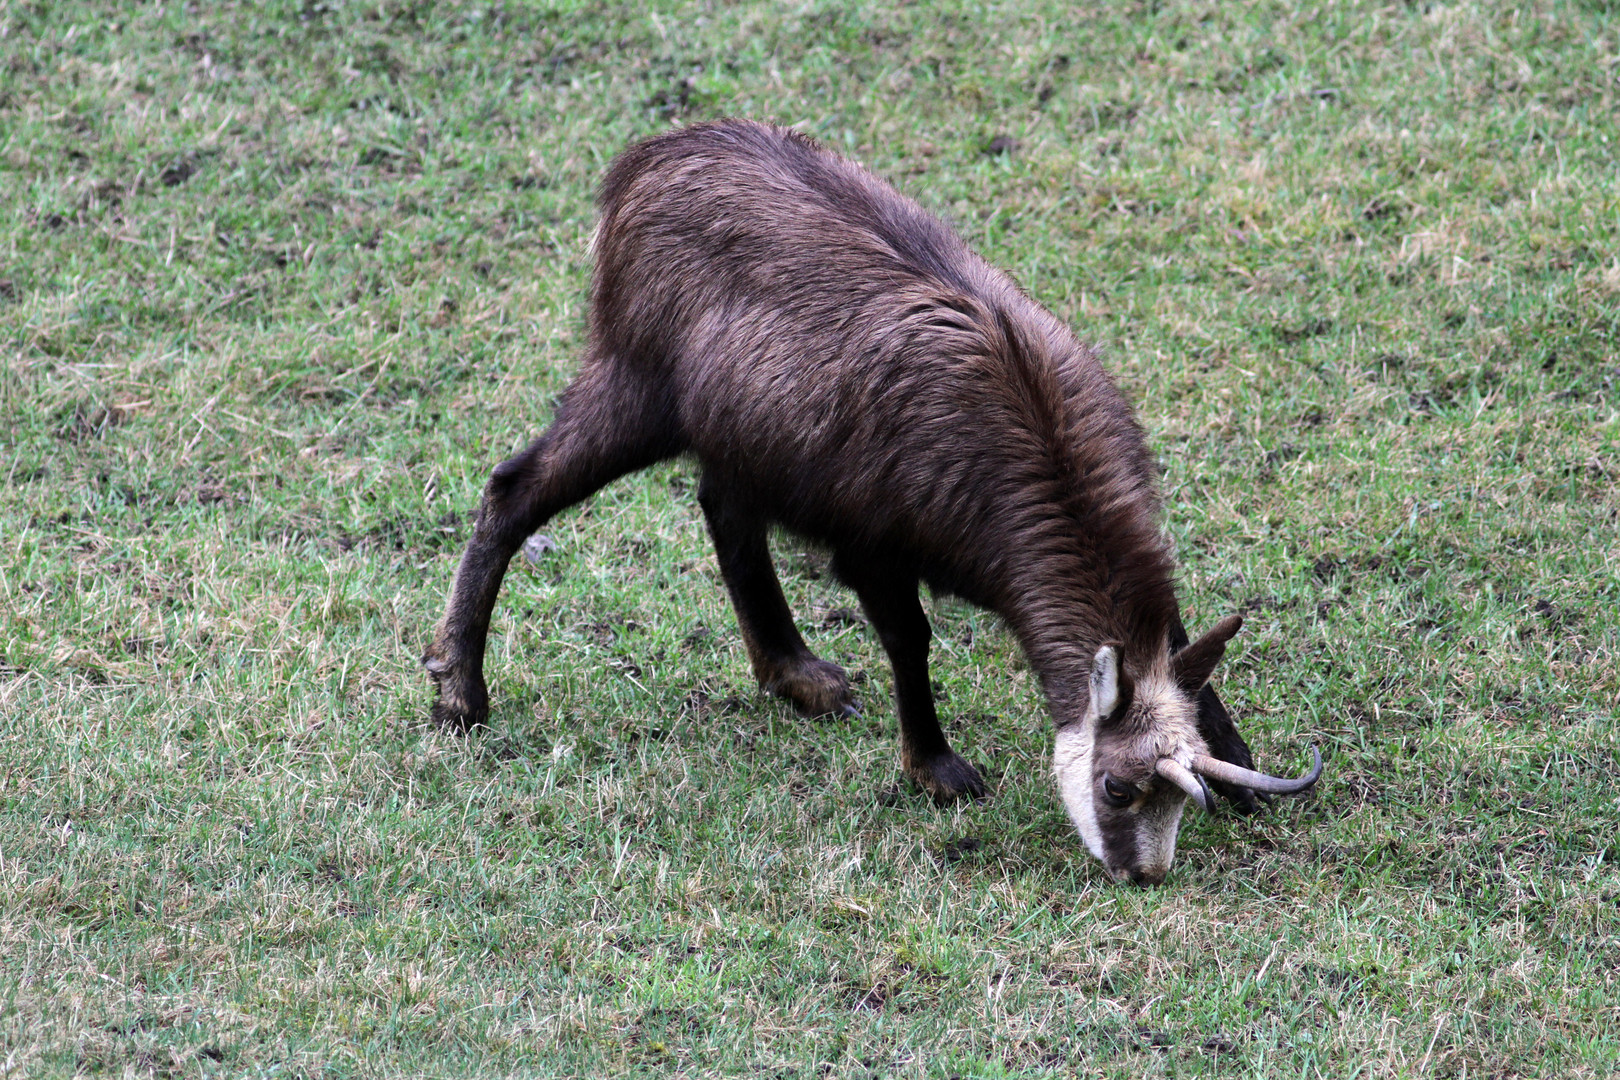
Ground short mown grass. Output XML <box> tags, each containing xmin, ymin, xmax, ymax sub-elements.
<box><xmin>2</xmin><ymin>1</ymin><xmax>1617</xmax><ymax>1076</ymax></box>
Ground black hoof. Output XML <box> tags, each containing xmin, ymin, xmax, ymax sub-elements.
<box><xmin>911</xmin><ymin>751</ymin><xmax>988</xmax><ymax>804</ymax></box>
<box><xmin>429</xmin><ymin>683</ymin><xmax>488</xmax><ymax>732</ymax></box>
<box><xmin>766</xmin><ymin>657</ymin><xmax>856</xmax><ymax>718</ymax></box>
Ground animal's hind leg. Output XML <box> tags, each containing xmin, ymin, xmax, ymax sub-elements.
<box><xmin>697</xmin><ymin>475</ymin><xmax>855</xmax><ymax>717</ymax></box>
<box><xmin>424</xmin><ymin>362</ymin><xmax>680</xmax><ymax>730</ymax></box>
<box><xmin>834</xmin><ymin>555</ymin><xmax>986</xmax><ymax>803</ymax></box>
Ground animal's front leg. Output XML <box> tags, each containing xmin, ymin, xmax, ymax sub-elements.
<box><xmin>836</xmin><ymin>556</ymin><xmax>986</xmax><ymax>803</ymax></box>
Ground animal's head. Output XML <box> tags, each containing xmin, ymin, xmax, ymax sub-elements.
<box><xmin>1052</xmin><ymin>615</ymin><xmax>1320</xmax><ymax>885</ymax></box>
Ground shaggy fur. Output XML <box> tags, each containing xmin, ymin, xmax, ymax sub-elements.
<box><xmin>424</xmin><ymin>120</ymin><xmax>1262</xmax><ymax>862</ymax></box>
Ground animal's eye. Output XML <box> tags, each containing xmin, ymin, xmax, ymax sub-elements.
<box><xmin>1102</xmin><ymin>773</ymin><xmax>1135</xmax><ymax>807</ymax></box>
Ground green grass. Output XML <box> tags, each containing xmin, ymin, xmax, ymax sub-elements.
<box><xmin>3</xmin><ymin>1</ymin><xmax>1618</xmax><ymax>1075</ymax></box>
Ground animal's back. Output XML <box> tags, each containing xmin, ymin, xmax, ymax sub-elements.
<box><xmin>590</xmin><ymin>121</ymin><xmax>1162</xmax><ymax>609</ymax></box>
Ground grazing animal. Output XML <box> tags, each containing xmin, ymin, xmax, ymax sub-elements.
<box><xmin>423</xmin><ymin>120</ymin><xmax>1320</xmax><ymax>884</ymax></box>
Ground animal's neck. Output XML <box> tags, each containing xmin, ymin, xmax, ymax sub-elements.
<box><xmin>1000</xmin><ymin>542</ymin><xmax>1179</xmax><ymax>722</ymax></box>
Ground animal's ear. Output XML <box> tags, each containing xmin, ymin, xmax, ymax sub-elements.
<box><xmin>1171</xmin><ymin>614</ymin><xmax>1243</xmax><ymax>693</ymax></box>
<box><xmin>1089</xmin><ymin>643</ymin><xmax>1134</xmax><ymax>722</ymax></box>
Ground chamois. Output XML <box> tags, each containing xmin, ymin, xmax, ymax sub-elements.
<box><xmin>424</xmin><ymin>120</ymin><xmax>1320</xmax><ymax>884</ymax></box>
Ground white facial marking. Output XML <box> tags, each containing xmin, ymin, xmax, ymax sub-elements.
<box><xmin>1053</xmin><ymin>717</ymin><xmax>1104</xmax><ymax>864</ymax></box>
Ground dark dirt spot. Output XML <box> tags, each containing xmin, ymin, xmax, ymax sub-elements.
<box><xmin>56</xmin><ymin>402</ymin><xmax>129</xmax><ymax>442</ymax></box>
<box><xmin>1362</xmin><ymin>197</ymin><xmax>1402</xmax><ymax>222</ymax></box>
<box><xmin>852</xmin><ymin>983</ymin><xmax>888</xmax><ymax>1011</ymax></box>
<box><xmin>1532</xmin><ymin>598</ymin><xmax>1577</xmax><ymax>631</ymax></box>
<box><xmin>580</xmin><ymin>617</ymin><xmax>641</xmax><ymax>648</ymax></box>
<box><xmin>1035</xmin><ymin>54</ymin><xmax>1071</xmax><ymax>104</ymax></box>
<box><xmin>821</xmin><ymin>607</ymin><xmax>864</xmax><ymax>627</ymax></box>
<box><xmin>933</xmin><ymin>836</ymin><xmax>982</xmax><ymax>864</ymax></box>
<box><xmin>1300</xmin><ymin>961</ymin><xmax>1379</xmax><ymax>989</ymax></box>
<box><xmin>1365</xmin><ymin>352</ymin><xmax>1407</xmax><ymax>380</ymax></box>
<box><xmin>428</xmin><ymin>297</ymin><xmax>458</xmax><ymax>327</ymax></box>
<box><xmin>358</xmin><ymin>146</ymin><xmax>402</xmax><ymax>167</ymax></box>
<box><xmin>105</xmin><ymin>1015</ymin><xmax>156</xmax><ymax>1036</ymax></box>
<box><xmin>1201</xmin><ymin>1034</ymin><xmax>1240</xmax><ymax>1054</ymax></box>
<box><xmin>161</xmin><ymin>158</ymin><xmax>197</xmax><ymax>186</ymax></box>
<box><xmin>620</xmin><ymin>722</ymin><xmax>666</xmax><ymax>746</ymax></box>
<box><xmin>983</xmin><ymin>134</ymin><xmax>1019</xmax><ymax>156</ymax></box>
<box><xmin>1264</xmin><ymin>442</ymin><xmax>1301</xmax><ymax>467</ymax></box>
<box><xmin>0</xmin><ymin>279</ymin><xmax>16</xmax><ymax>302</ymax></box>
<box><xmin>159</xmin><ymin>148</ymin><xmax>218</xmax><ymax>187</ymax></box>
<box><xmin>195</xmin><ymin>481</ymin><xmax>230</xmax><ymax>505</ymax></box>
<box><xmin>647</xmin><ymin>76</ymin><xmax>699</xmax><ymax>118</ymax></box>
<box><xmin>510</xmin><ymin>173</ymin><xmax>547</xmax><ymax>190</ymax></box>
<box><xmin>607</xmin><ymin>655</ymin><xmax>643</xmax><ymax>679</ymax></box>
<box><xmin>1259</xmin><ymin>441</ymin><xmax>1301</xmax><ymax>481</ymax></box>
<box><xmin>1135</xmin><ymin>1028</ymin><xmax>1174</xmax><ymax>1050</ymax></box>
<box><xmin>1275</xmin><ymin>317</ymin><xmax>1333</xmax><ymax>344</ymax></box>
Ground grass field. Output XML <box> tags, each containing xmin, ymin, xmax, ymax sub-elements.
<box><xmin>3</xmin><ymin>1</ymin><xmax>1618</xmax><ymax>1075</ymax></box>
